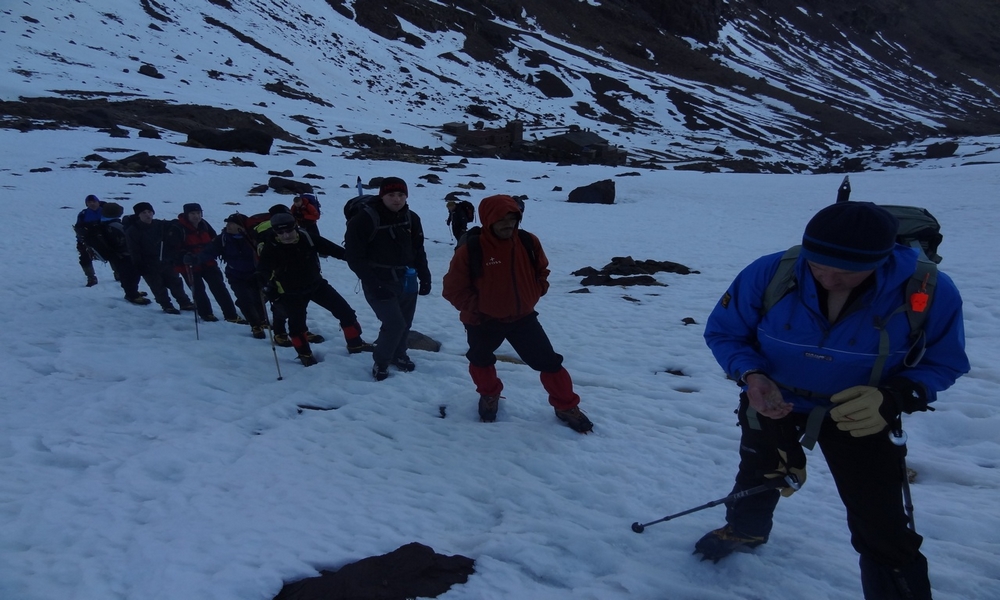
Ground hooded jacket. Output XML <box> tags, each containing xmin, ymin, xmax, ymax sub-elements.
<box><xmin>442</xmin><ymin>195</ymin><xmax>549</xmax><ymax>324</ymax></box>
<box><xmin>704</xmin><ymin>246</ymin><xmax>969</xmax><ymax>413</ymax></box>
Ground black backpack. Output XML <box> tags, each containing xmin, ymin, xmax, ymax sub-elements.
<box><xmin>344</xmin><ymin>194</ymin><xmax>410</xmax><ymax>242</ymax></box>
<box><xmin>458</xmin><ymin>226</ymin><xmax>538</xmax><ymax>280</ymax></box>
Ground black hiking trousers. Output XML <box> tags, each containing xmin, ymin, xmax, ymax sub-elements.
<box><xmin>185</xmin><ymin>264</ymin><xmax>237</xmax><ymax>320</ymax></box>
<box><xmin>725</xmin><ymin>395</ymin><xmax>930</xmax><ymax>598</ymax></box>
<box><xmin>281</xmin><ymin>281</ymin><xmax>357</xmax><ymax>338</ymax></box>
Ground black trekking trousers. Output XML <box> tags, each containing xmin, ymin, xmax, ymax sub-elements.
<box><xmin>280</xmin><ymin>281</ymin><xmax>357</xmax><ymax>338</ymax></box>
<box><xmin>184</xmin><ymin>264</ymin><xmax>237</xmax><ymax>320</ymax></box>
<box><xmin>726</xmin><ymin>395</ymin><xmax>926</xmax><ymax>569</ymax></box>
<box><xmin>141</xmin><ymin>263</ymin><xmax>191</xmax><ymax>309</ymax></box>
<box><xmin>227</xmin><ymin>274</ymin><xmax>266</xmax><ymax>327</ymax></box>
<box><xmin>465</xmin><ymin>312</ymin><xmax>564</xmax><ymax>373</ymax></box>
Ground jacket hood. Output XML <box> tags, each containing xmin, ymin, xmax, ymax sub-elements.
<box><xmin>479</xmin><ymin>195</ymin><xmax>522</xmax><ymax>230</ymax></box>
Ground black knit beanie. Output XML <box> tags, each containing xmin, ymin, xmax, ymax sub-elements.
<box><xmin>801</xmin><ymin>202</ymin><xmax>898</xmax><ymax>271</ymax></box>
<box><xmin>183</xmin><ymin>203</ymin><xmax>202</xmax><ymax>214</ymax></box>
<box><xmin>379</xmin><ymin>177</ymin><xmax>408</xmax><ymax>197</ymax></box>
<box><xmin>133</xmin><ymin>202</ymin><xmax>154</xmax><ymax>215</ymax></box>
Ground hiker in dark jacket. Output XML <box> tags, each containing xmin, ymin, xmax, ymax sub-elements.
<box><xmin>198</xmin><ymin>214</ymin><xmax>267</xmax><ymax>338</ymax></box>
<box><xmin>441</xmin><ymin>194</ymin><xmax>592</xmax><ymax>433</ymax></box>
<box><xmin>74</xmin><ymin>194</ymin><xmax>105</xmax><ymax>287</ymax></box>
<box><xmin>169</xmin><ymin>203</ymin><xmax>242</xmax><ymax>323</ymax></box>
<box><xmin>345</xmin><ymin>177</ymin><xmax>431</xmax><ymax>381</ymax></box>
<box><xmin>84</xmin><ymin>202</ymin><xmax>150</xmax><ymax>306</ymax></box>
<box><xmin>125</xmin><ymin>202</ymin><xmax>194</xmax><ymax>314</ymax></box>
<box><xmin>697</xmin><ymin>202</ymin><xmax>969</xmax><ymax>598</ymax></box>
<box><xmin>445</xmin><ymin>199</ymin><xmax>475</xmax><ymax>244</ymax></box>
<box><xmin>256</xmin><ymin>213</ymin><xmax>372</xmax><ymax>366</ymax></box>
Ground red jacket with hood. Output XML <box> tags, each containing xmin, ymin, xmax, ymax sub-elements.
<box><xmin>442</xmin><ymin>195</ymin><xmax>549</xmax><ymax>325</ymax></box>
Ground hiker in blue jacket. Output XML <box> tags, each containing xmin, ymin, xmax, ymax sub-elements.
<box><xmin>73</xmin><ymin>194</ymin><xmax>104</xmax><ymax>287</ymax></box>
<box><xmin>698</xmin><ymin>202</ymin><xmax>969</xmax><ymax>599</ymax></box>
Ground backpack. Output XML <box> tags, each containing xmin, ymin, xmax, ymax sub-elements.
<box><xmin>880</xmin><ymin>205</ymin><xmax>943</xmax><ymax>265</ymax></box>
<box><xmin>343</xmin><ymin>194</ymin><xmax>410</xmax><ymax>242</ymax></box>
<box><xmin>760</xmin><ymin>226</ymin><xmax>939</xmax><ymax>389</ymax></box>
<box><xmin>300</xmin><ymin>193</ymin><xmax>321</xmax><ymax>216</ymax></box>
<box><xmin>458</xmin><ymin>226</ymin><xmax>538</xmax><ymax>280</ymax></box>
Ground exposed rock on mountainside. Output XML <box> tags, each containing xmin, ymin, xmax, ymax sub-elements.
<box><xmin>2</xmin><ymin>0</ymin><xmax>999</xmax><ymax>172</ymax></box>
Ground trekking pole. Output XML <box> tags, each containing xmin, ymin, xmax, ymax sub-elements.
<box><xmin>631</xmin><ymin>474</ymin><xmax>799</xmax><ymax>534</ymax></box>
<box><xmin>889</xmin><ymin>422</ymin><xmax>916</xmax><ymax>531</ymax></box>
<box><xmin>260</xmin><ymin>290</ymin><xmax>283</xmax><ymax>381</ymax></box>
<box><xmin>185</xmin><ymin>264</ymin><xmax>200</xmax><ymax>341</ymax></box>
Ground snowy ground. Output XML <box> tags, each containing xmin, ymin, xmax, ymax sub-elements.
<box><xmin>0</xmin><ymin>127</ymin><xmax>998</xmax><ymax>599</ymax></box>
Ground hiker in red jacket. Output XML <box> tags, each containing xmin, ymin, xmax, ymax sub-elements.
<box><xmin>442</xmin><ymin>194</ymin><xmax>593</xmax><ymax>433</ymax></box>
<box><xmin>291</xmin><ymin>193</ymin><xmax>321</xmax><ymax>241</ymax></box>
<box><xmin>168</xmin><ymin>203</ymin><xmax>243</xmax><ymax>324</ymax></box>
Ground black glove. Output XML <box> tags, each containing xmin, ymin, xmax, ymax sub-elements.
<box><xmin>418</xmin><ymin>280</ymin><xmax>431</xmax><ymax>296</ymax></box>
<box><xmin>880</xmin><ymin>377</ymin><xmax>930</xmax><ymax>415</ymax></box>
<box><xmin>182</xmin><ymin>253</ymin><xmax>196</xmax><ymax>266</ymax></box>
<box><xmin>262</xmin><ymin>284</ymin><xmax>279</xmax><ymax>302</ymax></box>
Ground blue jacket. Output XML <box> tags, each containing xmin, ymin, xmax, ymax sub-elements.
<box><xmin>704</xmin><ymin>246</ymin><xmax>969</xmax><ymax>413</ymax></box>
<box><xmin>199</xmin><ymin>232</ymin><xmax>257</xmax><ymax>281</ymax></box>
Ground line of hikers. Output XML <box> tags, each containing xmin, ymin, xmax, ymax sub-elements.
<box><xmin>76</xmin><ymin>185</ymin><xmax>970</xmax><ymax>598</ymax></box>
<box><xmin>73</xmin><ymin>179</ymin><xmax>595</xmax><ymax>435</ymax></box>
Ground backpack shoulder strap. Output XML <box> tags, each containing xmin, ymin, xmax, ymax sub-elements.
<box><xmin>517</xmin><ymin>229</ymin><xmax>538</xmax><ymax>267</ymax></box>
<box><xmin>760</xmin><ymin>246</ymin><xmax>800</xmax><ymax>317</ymax></box>
<box><xmin>462</xmin><ymin>227</ymin><xmax>484</xmax><ymax>280</ymax></box>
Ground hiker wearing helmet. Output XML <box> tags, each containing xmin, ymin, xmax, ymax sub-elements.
<box><xmin>699</xmin><ymin>201</ymin><xmax>969</xmax><ymax>599</ymax></box>
<box><xmin>442</xmin><ymin>194</ymin><xmax>593</xmax><ymax>434</ymax></box>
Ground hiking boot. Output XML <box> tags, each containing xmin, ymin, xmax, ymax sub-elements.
<box><xmin>86</xmin><ymin>275</ymin><xmax>98</xmax><ymax>287</ymax></box>
<box><xmin>554</xmin><ymin>406</ymin><xmax>594</xmax><ymax>433</ymax></box>
<box><xmin>179</xmin><ymin>302</ymin><xmax>197</xmax><ymax>311</ymax></box>
<box><xmin>251</xmin><ymin>325</ymin><xmax>266</xmax><ymax>339</ymax></box>
<box><xmin>347</xmin><ymin>339</ymin><xmax>375</xmax><ymax>354</ymax></box>
<box><xmin>162</xmin><ymin>305</ymin><xmax>181</xmax><ymax>315</ymax></box>
<box><xmin>306</xmin><ymin>332</ymin><xmax>325</xmax><ymax>344</ymax></box>
<box><xmin>693</xmin><ymin>525</ymin><xmax>767</xmax><ymax>563</ymax></box>
<box><xmin>202</xmin><ymin>314</ymin><xmax>219</xmax><ymax>322</ymax></box>
<box><xmin>273</xmin><ymin>333</ymin><xmax>293</xmax><ymax>347</ymax></box>
<box><xmin>372</xmin><ymin>362</ymin><xmax>389</xmax><ymax>381</ymax></box>
<box><xmin>391</xmin><ymin>355</ymin><xmax>416</xmax><ymax>372</ymax></box>
<box><xmin>478</xmin><ymin>394</ymin><xmax>500</xmax><ymax>422</ymax></box>
<box><xmin>127</xmin><ymin>295</ymin><xmax>152</xmax><ymax>306</ymax></box>
<box><xmin>226</xmin><ymin>316</ymin><xmax>249</xmax><ymax>325</ymax></box>
<box><xmin>298</xmin><ymin>352</ymin><xmax>318</xmax><ymax>367</ymax></box>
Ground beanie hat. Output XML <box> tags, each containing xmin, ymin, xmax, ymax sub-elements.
<box><xmin>268</xmin><ymin>203</ymin><xmax>291</xmax><ymax>216</ymax></box>
<box><xmin>379</xmin><ymin>177</ymin><xmax>408</xmax><ymax>197</ymax></box>
<box><xmin>183</xmin><ymin>203</ymin><xmax>202</xmax><ymax>214</ymax></box>
<box><xmin>101</xmin><ymin>202</ymin><xmax>124</xmax><ymax>219</ymax></box>
<box><xmin>270</xmin><ymin>212</ymin><xmax>296</xmax><ymax>232</ymax></box>
<box><xmin>85</xmin><ymin>194</ymin><xmax>100</xmax><ymax>204</ymax></box>
<box><xmin>133</xmin><ymin>202</ymin><xmax>154</xmax><ymax>215</ymax></box>
<box><xmin>801</xmin><ymin>202</ymin><xmax>898</xmax><ymax>271</ymax></box>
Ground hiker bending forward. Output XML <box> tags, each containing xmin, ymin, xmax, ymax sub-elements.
<box><xmin>699</xmin><ymin>201</ymin><xmax>969</xmax><ymax>599</ymax></box>
<box><xmin>442</xmin><ymin>194</ymin><xmax>593</xmax><ymax>433</ymax></box>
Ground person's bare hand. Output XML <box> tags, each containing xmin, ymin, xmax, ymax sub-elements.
<box><xmin>746</xmin><ymin>373</ymin><xmax>793</xmax><ymax>419</ymax></box>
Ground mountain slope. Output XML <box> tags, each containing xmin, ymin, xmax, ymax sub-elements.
<box><xmin>2</xmin><ymin>0</ymin><xmax>999</xmax><ymax>172</ymax></box>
